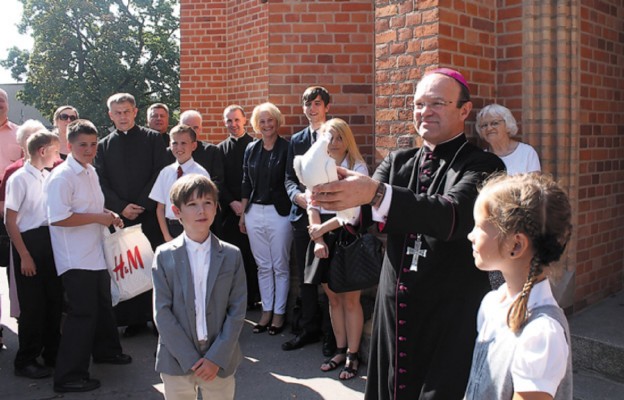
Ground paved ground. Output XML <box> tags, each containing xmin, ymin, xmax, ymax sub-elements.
<box><xmin>0</xmin><ymin>271</ymin><xmax>366</xmax><ymax>400</ymax></box>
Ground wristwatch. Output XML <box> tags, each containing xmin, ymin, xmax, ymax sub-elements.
<box><xmin>368</xmin><ymin>180</ymin><xmax>386</xmax><ymax>207</ymax></box>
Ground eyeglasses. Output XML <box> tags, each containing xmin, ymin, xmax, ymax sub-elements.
<box><xmin>414</xmin><ymin>100</ymin><xmax>464</xmax><ymax>111</ymax></box>
<box><xmin>59</xmin><ymin>114</ymin><xmax>78</xmax><ymax>122</ymax></box>
<box><xmin>478</xmin><ymin>120</ymin><xmax>504</xmax><ymax>130</ymax></box>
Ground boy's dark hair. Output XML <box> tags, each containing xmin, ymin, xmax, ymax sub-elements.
<box><xmin>170</xmin><ymin>174</ymin><xmax>219</xmax><ymax>209</ymax></box>
<box><xmin>170</xmin><ymin>124</ymin><xmax>197</xmax><ymax>142</ymax></box>
<box><xmin>67</xmin><ymin>119</ymin><xmax>98</xmax><ymax>143</ymax></box>
<box><xmin>302</xmin><ymin>86</ymin><xmax>331</xmax><ymax>106</ymax></box>
<box><xmin>26</xmin><ymin>130</ymin><xmax>59</xmax><ymax>157</ymax></box>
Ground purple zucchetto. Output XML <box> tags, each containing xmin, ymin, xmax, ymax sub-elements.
<box><xmin>427</xmin><ymin>68</ymin><xmax>470</xmax><ymax>94</ymax></box>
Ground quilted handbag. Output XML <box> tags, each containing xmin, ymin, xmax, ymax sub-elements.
<box><xmin>328</xmin><ymin>228</ymin><xmax>384</xmax><ymax>293</ymax></box>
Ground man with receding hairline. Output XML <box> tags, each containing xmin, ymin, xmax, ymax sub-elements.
<box><xmin>218</xmin><ymin>105</ymin><xmax>260</xmax><ymax>309</ymax></box>
<box><xmin>147</xmin><ymin>103</ymin><xmax>171</xmax><ymax>144</ymax></box>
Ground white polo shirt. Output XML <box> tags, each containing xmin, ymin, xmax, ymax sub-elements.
<box><xmin>149</xmin><ymin>158</ymin><xmax>210</xmax><ymax>220</ymax></box>
<box><xmin>4</xmin><ymin>161</ymin><xmax>49</xmax><ymax>232</ymax></box>
<box><xmin>46</xmin><ymin>154</ymin><xmax>107</xmax><ymax>275</ymax></box>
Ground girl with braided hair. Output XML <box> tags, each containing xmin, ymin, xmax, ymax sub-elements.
<box><xmin>464</xmin><ymin>173</ymin><xmax>573</xmax><ymax>400</ymax></box>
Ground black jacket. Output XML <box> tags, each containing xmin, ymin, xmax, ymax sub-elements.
<box><xmin>241</xmin><ymin>136</ymin><xmax>291</xmax><ymax>217</ymax></box>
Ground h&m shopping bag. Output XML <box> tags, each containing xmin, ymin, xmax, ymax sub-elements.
<box><xmin>104</xmin><ymin>224</ymin><xmax>154</xmax><ymax>306</ymax></box>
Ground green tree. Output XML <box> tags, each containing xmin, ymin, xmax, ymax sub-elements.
<box><xmin>1</xmin><ymin>0</ymin><xmax>180</xmax><ymax>131</ymax></box>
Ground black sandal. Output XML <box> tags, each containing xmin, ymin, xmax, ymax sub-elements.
<box><xmin>320</xmin><ymin>347</ymin><xmax>347</xmax><ymax>372</ymax></box>
<box><xmin>252</xmin><ymin>324</ymin><xmax>268</xmax><ymax>334</ymax></box>
<box><xmin>339</xmin><ymin>351</ymin><xmax>359</xmax><ymax>380</ymax></box>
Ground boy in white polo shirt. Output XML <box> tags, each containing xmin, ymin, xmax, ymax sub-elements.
<box><xmin>5</xmin><ymin>130</ymin><xmax>62</xmax><ymax>379</ymax></box>
<box><xmin>46</xmin><ymin>119</ymin><xmax>131</xmax><ymax>393</ymax></box>
<box><xmin>149</xmin><ymin>124</ymin><xmax>210</xmax><ymax>242</ymax></box>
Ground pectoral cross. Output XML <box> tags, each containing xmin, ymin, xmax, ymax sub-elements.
<box><xmin>406</xmin><ymin>235</ymin><xmax>427</xmax><ymax>272</ymax></box>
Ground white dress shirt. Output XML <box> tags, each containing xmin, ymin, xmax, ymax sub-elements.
<box><xmin>4</xmin><ymin>161</ymin><xmax>49</xmax><ymax>232</ymax></box>
<box><xmin>46</xmin><ymin>154</ymin><xmax>107</xmax><ymax>275</ymax></box>
<box><xmin>184</xmin><ymin>232</ymin><xmax>212</xmax><ymax>341</ymax></box>
<box><xmin>149</xmin><ymin>158</ymin><xmax>210</xmax><ymax>220</ymax></box>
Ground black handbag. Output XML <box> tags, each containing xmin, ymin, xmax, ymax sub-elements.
<box><xmin>328</xmin><ymin>227</ymin><xmax>384</xmax><ymax>293</ymax></box>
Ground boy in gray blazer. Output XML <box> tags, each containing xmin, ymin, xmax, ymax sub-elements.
<box><xmin>152</xmin><ymin>174</ymin><xmax>247</xmax><ymax>399</ymax></box>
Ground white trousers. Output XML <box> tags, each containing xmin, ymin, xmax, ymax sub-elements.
<box><xmin>245</xmin><ymin>204</ymin><xmax>292</xmax><ymax>314</ymax></box>
<box><xmin>161</xmin><ymin>372</ymin><xmax>235</xmax><ymax>400</ymax></box>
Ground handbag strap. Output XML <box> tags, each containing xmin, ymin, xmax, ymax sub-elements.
<box><xmin>343</xmin><ymin>205</ymin><xmax>372</xmax><ymax>236</ymax></box>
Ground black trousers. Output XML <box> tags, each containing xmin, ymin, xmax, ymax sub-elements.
<box><xmin>12</xmin><ymin>226</ymin><xmax>63</xmax><ymax>368</ymax></box>
<box><xmin>221</xmin><ymin>210</ymin><xmax>260</xmax><ymax>304</ymax></box>
<box><xmin>291</xmin><ymin>218</ymin><xmax>333</xmax><ymax>338</ymax></box>
<box><xmin>54</xmin><ymin>269</ymin><xmax>123</xmax><ymax>384</ymax></box>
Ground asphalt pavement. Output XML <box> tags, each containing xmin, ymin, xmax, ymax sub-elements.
<box><xmin>0</xmin><ymin>271</ymin><xmax>366</xmax><ymax>400</ymax></box>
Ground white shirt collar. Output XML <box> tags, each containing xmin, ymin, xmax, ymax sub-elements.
<box><xmin>176</xmin><ymin>157</ymin><xmax>195</xmax><ymax>172</ymax></box>
<box><xmin>184</xmin><ymin>232</ymin><xmax>211</xmax><ymax>253</ymax></box>
<box><xmin>24</xmin><ymin>161</ymin><xmax>48</xmax><ymax>179</ymax></box>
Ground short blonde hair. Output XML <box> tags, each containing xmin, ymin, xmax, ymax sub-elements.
<box><xmin>250</xmin><ymin>102</ymin><xmax>284</xmax><ymax>134</ymax></box>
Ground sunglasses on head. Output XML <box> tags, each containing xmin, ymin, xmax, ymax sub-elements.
<box><xmin>59</xmin><ymin>114</ymin><xmax>77</xmax><ymax>121</ymax></box>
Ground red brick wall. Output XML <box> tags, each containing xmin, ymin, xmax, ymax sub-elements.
<box><xmin>180</xmin><ymin>0</ymin><xmax>624</xmax><ymax>311</ymax></box>
<box><xmin>268</xmin><ymin>0</ymin><xmax>375</xmax><ymax>162</ymax></box>
<box><xmin>180</xmin><ymin>0</ymin><xmax>374</xmax><ymax>160</ymax></box>
<box><xmin>374</xmin><ymin>1</ymin><xmax>498</xmax><ymax>160</ymax></box>
<box><xmin>180</xmin><ymin>0</ymin><xmax>268</xmax><ymax>142</ymax></box>
<box><xmin>576</xmin><ymin>0</ymin><xmax>624</xmax><ymax>308</ymax></box>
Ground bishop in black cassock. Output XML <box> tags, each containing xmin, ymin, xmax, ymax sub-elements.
<box><xmin>312</xmin><ymin>69</ymin><xmax>505</xmax><ymax>399</ymax></box>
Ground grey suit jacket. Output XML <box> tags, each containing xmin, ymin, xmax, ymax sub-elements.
<box><xmin>152</xmin><ymin>234</ymin><xmax>247</xmax><ymax>377</ymax></box>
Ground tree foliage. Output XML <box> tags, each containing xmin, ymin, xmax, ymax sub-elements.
<box><xmin>1</xmin><ymin>0</ymin><xmax>180</xmax><ymax>130</ymax></box>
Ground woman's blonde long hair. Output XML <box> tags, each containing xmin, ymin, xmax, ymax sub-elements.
<box><xmin>321</xmin><ymin>118</ymin><xmax>365</xmax><ymax>170</ymax></box>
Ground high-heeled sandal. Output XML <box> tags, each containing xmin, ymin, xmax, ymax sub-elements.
<box><xmin>268</xmin><ymin>314</ymin><xmax>285</xmax><ymax>336</ymax></box>
<box><xmin>339</xmin><ymin>351</ymin><xmax>359</xmax><ymax>380</ymax></box>
<box><xmin>252</xmin><ymin>324</ymin><xmax>268</xmax><ymax>334</ymax></box>
<box><xmin>253</xmin><ymin>311</ymin><xmax>273</xmax><ymax>334</ymax></box>
<box><xmin>320</xmin><ymin>347</ymin><xmax>347</xmax><ymax>372</ymax></box>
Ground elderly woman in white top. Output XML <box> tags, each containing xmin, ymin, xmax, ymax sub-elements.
<box><xmin>476</xmin><ymin>104</ymin><xmax>541</xmax><ymax>289</ymax></box>
<box><xmin>475</xmin><ymin>104</ymin><xmax>540</xmax><ymax>175</ymax></box>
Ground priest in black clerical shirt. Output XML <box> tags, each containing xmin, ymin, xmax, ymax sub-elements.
<box><xmin>95</xmin><ymin>92</ymin><xmax>168</xmax><ymax>335</ymax></box>
<box><xmin>217</xmin><ymin>104</ymin><xmax>260</xmax><ymax>308</ymax></box>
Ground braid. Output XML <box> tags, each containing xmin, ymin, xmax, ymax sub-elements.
<box><xmin>507</xmin><ymin>260</ymin><xmax>542</xmax><ymax>333</ymax></box>
<box><xmin>478</xmin><ymin>173</ymin><xmax>572</xmax><ymax>333</ymax></box>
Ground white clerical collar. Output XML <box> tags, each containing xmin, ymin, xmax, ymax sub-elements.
<box><xmin>230</xmin><ymin>132</ymin><xmax>247</xmax><ymax>142</ymax></box>
<box><xmin>423</xmin><ymin>131</ymin><xmax>464</xmax><ymax>150</ymax></box>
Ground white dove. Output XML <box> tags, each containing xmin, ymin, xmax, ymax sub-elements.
<box><xmin>293</xmin><ymin>131</ymin><xmax>359</xmax><ymax>225</ymax></box>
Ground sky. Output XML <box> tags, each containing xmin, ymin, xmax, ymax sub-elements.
<box><xmin>0</xmin><ymin>0</ymin><xmax>34</xmax><ymax>84</ymax></box>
